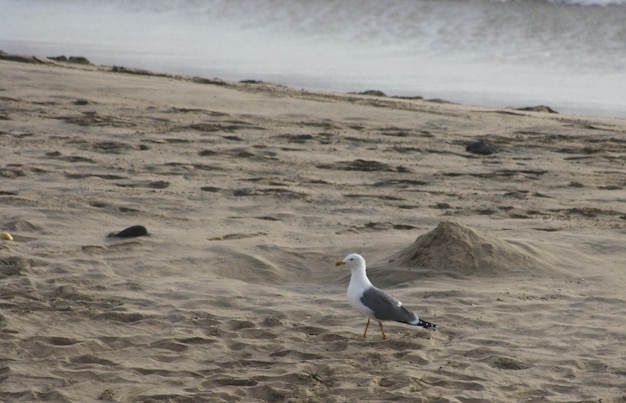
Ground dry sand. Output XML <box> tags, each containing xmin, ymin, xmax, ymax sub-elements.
<box><xmin>1</xmin><ymin>58</ymin><xmax>625</xmax><ymax>402</ymax></box>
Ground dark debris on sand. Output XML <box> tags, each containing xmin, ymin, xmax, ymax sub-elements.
<box><xmin>107</xmin><ymin>225</ymin><xmax>148</xmax><ymax>238</ymax></box>
<box><xmin>466</xmin><ymin>140</ymin><xmax>500</xmax><ymax>155</ymax></box>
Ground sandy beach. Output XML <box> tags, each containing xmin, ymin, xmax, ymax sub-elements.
<box><xmin>1</xmin><ymin>57</ymin><xmax>625</xmax><ymax>402</ymax></box>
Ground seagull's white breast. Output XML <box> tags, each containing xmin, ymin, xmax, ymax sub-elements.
<box><xmin>347</xmin><ymin>267</ymin><xmax>376</xmax><ymax>317</ymax></box>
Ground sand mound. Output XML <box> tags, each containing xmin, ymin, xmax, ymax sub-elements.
<box><xmin>388</xmin><ymin>221</ymin><xmax>554</xmax><ymax>276</ymax></box>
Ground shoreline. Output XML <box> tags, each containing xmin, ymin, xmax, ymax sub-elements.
<box><xmin>3</xmin><ymin>51</ymin><xmax>625</xmax><ymax>121</ymax></box>
<box><xmin>1</xmin><ymin>55</ymin><xmax>625</xmax><ymax>402</ymax></box>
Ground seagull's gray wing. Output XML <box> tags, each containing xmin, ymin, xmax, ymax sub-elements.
<box><xmin>360</xmin><ymin>286</ymin><xmax>418</xmax><ymax>324</ymax></box>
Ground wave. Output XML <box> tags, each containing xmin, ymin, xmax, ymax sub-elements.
<box><xmin>548</xmin><ymin>0</ymin><xmax>626</xmax><ymax>5</ymax></box>
<box><xmin>111</xmin><ymin>0</ymin><xmax>626</xmax><ymax>9</ymax></box>
<box><xmin>492</xmin><ymin>0</ymin><xmax>626</xmax><ymax>5</ymax></box>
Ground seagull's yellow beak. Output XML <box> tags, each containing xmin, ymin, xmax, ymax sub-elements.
<box><xmin>335</xmin><ymin>261</ymin><xmax>346</xmax><ymax>267</ymax></box>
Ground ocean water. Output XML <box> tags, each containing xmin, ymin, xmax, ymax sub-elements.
<box><xmin>1</xmin><ymin>0</ymin><xmax>625</xmax><ymax>117</ymax></box>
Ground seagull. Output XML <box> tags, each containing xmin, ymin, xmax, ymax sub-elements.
<box><xmin>336</xmin><ymin>253</ymin><xmax>437</xmax><ymax>339</ymax></box>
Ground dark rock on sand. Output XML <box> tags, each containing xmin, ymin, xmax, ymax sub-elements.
<box><xmin>48</xmin><ymin>55</ymin><xmax>69</xmax><ymax>62</ymax></box>
<box><xmin>353</xmin><ymin>90</ymin><xmax>387</xmax><ymax>97</ymax></box>
<box><xmin>108</xmin><ymin>225</ymin><xmax>148</xmax><ymax>238</ymax></box>
<box><xmin>517</xmin><ymin>105</ymin><xmax>558</xmax><ymax>114</ymax></box>
<box><xmin>47</xmin><ymin>55</ymin><xmax>92</xmax><ymax>65</ymax></box>
<box><xmin>466</xmin><ymin>140</ymin><xmax>499</xmax><ymax>155</ymax></box>
<box><xmin>68</xmin><ymin>56</ymin><xmax>92</xmax><ymax>65</ymax></box>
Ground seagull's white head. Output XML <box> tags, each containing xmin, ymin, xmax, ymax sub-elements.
<box><xmin>336</xmin><ymin>253</ymin><xmax>366</xmax><ymax>272</ymax></box>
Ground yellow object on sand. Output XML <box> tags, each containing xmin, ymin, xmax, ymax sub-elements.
<box><xmin>0</xmin><ymin>232</ymin><xmax>13</xmax><ymax>241</ymax></box>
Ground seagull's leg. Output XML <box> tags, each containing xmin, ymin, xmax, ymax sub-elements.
<box><xmin>362</xmin><ymin>318</ymin><xmax>371</xmax><ymax>338</ymax></box>
<box><xmin>377</xmin><ymin>321</ymin><xmax>387</xmax><ymax>340</ymax></box>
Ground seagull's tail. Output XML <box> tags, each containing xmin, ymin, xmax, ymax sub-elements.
<box><xmin>415</xmin><ymin>319</ymin><xmax>437</xmax><ymax>331</ymax></box>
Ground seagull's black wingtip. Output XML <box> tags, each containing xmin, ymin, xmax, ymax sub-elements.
<box><xmin>418</xmin><ymin>319</ymin><xmax>437</xmax><ymax>331</ymax></box>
